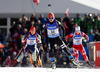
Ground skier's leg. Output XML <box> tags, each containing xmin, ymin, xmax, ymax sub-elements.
<box><xmin>49</xmin><ymin>38</ymin><xmax>56</xmax><ymax>69</ymax></box>
<box><xmin>79</xmin><ymin>44</ymin><xmax>93</xmax><ymax>67</ymax></box>
<box><xmin>29</xmin><ymin>53</ymin><xmax>33</xmax><ymax>64</ymax></box>
<box><xmin>32</xmin><ymin>49</ymin><xmax>37</xmax><ymax>67</ymax></box>
<box><xmin>78</xmin><ymin>44</ymin><xmax>89</xmax><ymax>62</ymax></box>
<box><xmin>73</xmin><ymin>47</ymin><xmax>79</xmax><ymax>62</ymax></box>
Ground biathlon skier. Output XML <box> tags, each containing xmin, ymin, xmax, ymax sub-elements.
<box><xmin>14</xmin><ymin>27</ymin><xmax>43</xmax><ymax>67</ymax></box>
<box><xmin>66</xmin><ymin>26</ymin><xmax>93</xmax><ymax>67</ymax></box>
<box><xmin>42</xmin><ymin>12</ymin><xmax>78</xmax><ymax>69</ymax></box>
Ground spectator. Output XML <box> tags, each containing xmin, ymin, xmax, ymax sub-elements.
<box><xmin>22</xmin><ymin>28</ymin><xmax>28</xmax><ymax>36</ymax></box>
<box><xmin>94</xmin><ymin>29</ymin><xmax>100</xmax><ymax>41</ymax></box>
<box><xmin>11</xmin><ymin>45</ymin><xmax>19</xmax><ymax>55</ymax></box>
<box><xmin>93</xmin><ymin>13</ymin><xmax>98</xmax><ymax>21</ymax></box>
<box><xmin>22</xmin><ymin>15</ymin><xmax>27</xmax><ymax>23</ymax></box>
<box><xmin>87</xmin><ymin>20</ymin><xmax>94</xmax><ymax>33</ymax></box>
<box><xmin>26</xmin><ymin>18</ymin><xmax>31</xmax><ymax>31</ymax></box>
<box><xmin>42</xmin><ymin>30</ymin><xmax>47</xmax><ymax>44</ymax></box>
<box><xmin>56</xmin><ymin>54</ymin><xmax>63</xmax><ymax>67</ymax></box>
<box><xmin>9</xmin><ymin>21</ymin><xmax>17</xmax><ymax>36</ymax></box>
<box><xmin>12</xmin><ymin>29</ymin><xmax>21</xmax><ymax>42</ymax></box>
<box><xmin>88</xmin><ymin>14</ymin><xmax>94</xmax><ymax>21</ymax></box>
<box><xmin>3</xmin><ymin>56</ymin><xmax>11</xmax><ymax>67</ymax></box>
<box><xmin>12</xmin><ymin>29</ymin><xmax>21</xmax><ymax>49</ymax></box>
<box><xmin>63</xmin><ymin>14</ymin><xmax>72</xmax><ymax>34</ymax></box>
<box><xmin>35</xmin><ymin>20</ymin><xmax>42</xmax><ymax>35</ymax></box>
<box><xmin>38</xmin><ymin>14</ymin><xmax>47</xmax><ymax>24</ymax></box>
<box><xmin>0</xmin><ymin>29</ymin><xmax>5</xmax><ymax>43</ymax></box>
<box><xmin>94</xmin><ymin>16</ymin><xmax>100</xmax><ymax>32</ymax></box>
<box><xmin>9</xmin><ymin>37</ymin><xmax>16</xmax><ymax>48</ymax></box>
<box><xmin>10</xmin><ymin>51</ymin><xmax>17</xmax><ymax>66</ymax></box>
<box><xmin>17</xmin><ymin>24</ymin><xmax>23</xmax><ymax>34</ymax></box>
<box><xmin>93</xmin><ymin>25</ymin><xmax>98</xmax><ymax>33</ymax></box>
<box><xmin>83</xmin><ymin>14</ymin><xmax>89</xmax><ymax>33</ymax></box>
<box><xmin>3</xmin><ymin>52</ymin><xmax>17</xmax><ymax>67</ymax></box>
<box><xmin>63</xmin><ymin>22</ymin><xmax>69</xmax><ymax>35</ymax></box>
<box><xmin>31</xmin><ymin>21</ymin><xmax>35</xmax><ymax>27</ymax></box>
<box><xmin>17</xmin><ymin>18</ymin><xmax>22</xmax><ymax>25</ymax></box>
<box><xmin>87</xmin><ymin>29</ymin><xmax>94</xmax><ymax>42</ymax></box>
<box><xmin>74</xmin><ymin>13</ymin><xmax>82</xmax><ymax>27</ymax></box>
<box><xmin>30</xmin><ymin>13</ymin><xmax>37</xmax><ymax>23</ymax></box>
<box><xmin>4</xmin><ymin>42</ymin><xmax>11</xmax><ymax>59</ymax></box>
<box><xmin>22</xmin><ymin>22</ymin><xmax>27</xmax><ymax>29</ymax></box>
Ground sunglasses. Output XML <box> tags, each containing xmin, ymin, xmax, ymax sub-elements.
<box><xmin>49</xmin><ymin>18</ymin><xmax>54</xmax><ymax>19</ymax></box>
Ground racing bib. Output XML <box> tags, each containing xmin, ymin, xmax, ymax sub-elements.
<box><xmin>27</xmin><ymin>39</ymin><xmax>36</xmax><ymax>45</ymax></box>
<box><xmin>73</xmin><ymin>39</ymin><xmax>82</xmax><ymax>44</ymax></box>
<box><xmin>73</xmin><ymin>32</ymin><xmax>82</xmax><ymax>45</ymax></box>
<box><xmin>47</xmin><ymin>28</ymin><xmax>59</xmax><ymax>36</ymax></box>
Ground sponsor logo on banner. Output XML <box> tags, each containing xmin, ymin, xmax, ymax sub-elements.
<box><xmin>95</xmin><ymin>42</ymin><xmax>100</xmax><ymax>67</ymax></box>
<box><xmin>97</xmin><ymin>51</ymin><xmax>100</xmax><ymax>57</ymax></box>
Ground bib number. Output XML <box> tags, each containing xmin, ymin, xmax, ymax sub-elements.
<box><xmin>48</xmin><ymin>29</ymin><xmax>59</xmax><ymax>36</ymax></box>
<box><xmin>51</xmin><ymin>30</ymin><xmax>55</xmax><ymax>33</ymax></box>
<box><xmin>30</xmin><ymin>41</ymin><xmax>34</xmax><ymax>44</ymax></box>
<box><xmin>27</xmin><ymin>39</ymin><xmax>36</xmax><ymax>45</ymax></box>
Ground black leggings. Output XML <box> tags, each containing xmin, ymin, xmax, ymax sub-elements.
<box><xmin>49</xmin><ymin>37</ymin><xmax>71</xmax><ymax>57</ymax></box>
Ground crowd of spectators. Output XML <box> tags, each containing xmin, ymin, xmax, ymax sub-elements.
<box><xmin>0</xmin><ymin>13</ymin><xmax>100</xmax><ymax>67</ymax></box>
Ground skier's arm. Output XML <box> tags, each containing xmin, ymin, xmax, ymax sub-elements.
<box><xmin>36</xmin><ymin>33</ymin><xmax>43</xmax><ymax>50</ymax></box>
<box><xmin>36</xmin><ymin>33</ymin><xmax>42</xmax><ymax>44</ymax></box>
<box><xmin>42</xmin><ymin>22</ymin><xmax>46</xmax><ymax>29</ymax></box>
<box><xmin>66</xmin><ymin>33</ymin><xmax>74</xmax><ymax>41</ymax></box>
<box><xmin>81</xmin><ymin>32</ymin><xmax>89</xmax><ymax>41</ymax></box>
<box><xmin>21</xmin><ymin>33</ymin><xmax>30</xmax><ymax>45</ymax></box>
<box><xmin>57</xmin><ymin>20</ymin><xmax>66</xmax><ymax>38</ymax></box>
<box><xmin>21</xmin><ymin>36</ymin><xmax>27</xmax><ymax>44</ymax></box>
<box><xmin>42</xmin><ymin>23</ymin><xmax>47</xmax><ymax>36</ymax></box>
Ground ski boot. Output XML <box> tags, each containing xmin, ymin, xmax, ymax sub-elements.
<box><xmin>51</xmin><ymin>57</ymin><xmax>56</xmax><ymax>69</ymax></box>
<box><xmin>13</xmin><ymin>62</ymin><xmax>20</xmax><ymax>67</ymax></box>
<box><xmin>32</xmin><ymin>61</ymin><xmax>37</xmax><ymax>67</ymax></box>
<box><xmin>86</xmin><ymin>61</ymin><xmax>94</xmax><ymax>67</ymax></box>
<box><xmin>51</xmin><ymin>62</ymin><xmax>56</xmax><ymax>69</ymax></box>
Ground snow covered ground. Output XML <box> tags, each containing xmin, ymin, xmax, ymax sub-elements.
<box><xmin>0</xmin><ymin>61</ymin><xmax>99</xmax><ymax>72</ymax></box>
<box><xmin>0</xmin><ymin>67</ymin><xmax>100</xmax><ymax>72</ymax></box>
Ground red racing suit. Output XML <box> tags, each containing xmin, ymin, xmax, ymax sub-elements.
<box><xmin>66</xmin><ymin>31</ymin><xmax>89</xmax><ymax>62</ymax></box>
